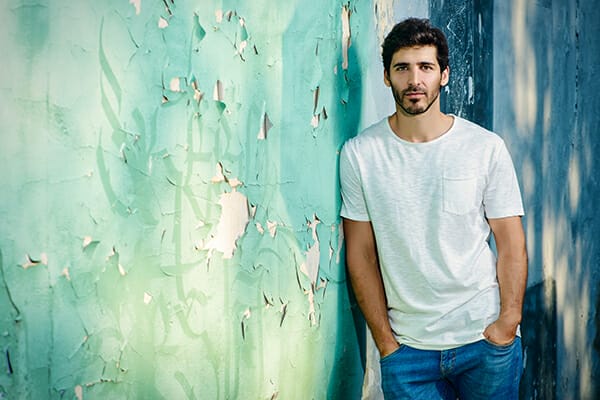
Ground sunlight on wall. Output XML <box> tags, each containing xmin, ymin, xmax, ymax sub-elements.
<box><xmin>511</xmin><ymin>0</ymin><xmax>537</xmax><ymax>135</ymax></box>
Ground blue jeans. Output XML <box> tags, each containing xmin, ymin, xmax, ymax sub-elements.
<box><xmin>380</xmin><ymin>337</ymin><xmax>523</xmax><ymax>399</ymax></box>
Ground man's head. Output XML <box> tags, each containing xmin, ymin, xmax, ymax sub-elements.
<box><xmin>382</xmin><ymin>18</ymin><xmax>449</xmax><ymax>75</ymax></box>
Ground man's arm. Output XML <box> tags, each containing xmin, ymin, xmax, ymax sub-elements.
<box><xmin>484</xmin><ymin>216</ymin><xmax>528</xmax><ymax>344</ymax></box>
<box><xmin>343</xmin><ymin>217</ymin><xmax>399</xmax><ymax>357</ymax></box>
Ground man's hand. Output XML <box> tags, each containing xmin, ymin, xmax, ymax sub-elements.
<box><xmin>486</xmin><ymin>216</ymin><xmax>527</xmax><ymax>346</ymax></box>
<box><xmin>483</xmin><ymin>314</ymin><xmax>520</xmax><ymax>345</ymax></box>
<box><xmin>379</xmin><ymin>340</ymin><xmax>401</xmax><ymax>358</ymax></box>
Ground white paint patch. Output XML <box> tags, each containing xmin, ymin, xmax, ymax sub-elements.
<box><xmin>74</xmin><ymin>385</ymin><xmax>83</xmax><ymax>400</ymax></box>
<box><xmin>118</xmin><ymin>264</ymin><xmax>127</xmax><ymax>276</ymax></box>
<box><xmin>467</xmin><ymin>76</ymin><xmax>474</xmax><ymax>104</ymax></box>
<box><xmin>255</xmin><ymin>222</ymin><xmax>265</xmax><ymax>234</ymax></box>
<box><xmin>213</xmin><ymin>80</ymin><xmax>224</xmax><ymax>102</ymax></box>
<box><xmin>310</xmin><ymin>114</ymin><xmax>319</xmax><ymax>128</ymax></box>
<box><xmin>82</xmin><ymin>236</ymin><xmax>93</xmax><ymax>248</ymax></box>
<box><xmin>22</xmin><ymin>253</ymin><xmax>48</xmax><ymax>269</ymax></box>
<box><xmin>215</xmin><ymin>9</ymin><xmax>223</xmax><ymax>23</ymax></box>
<box><xmin>61</xmin><ymin>267</ymin><xmax>71</xmax><ymax>281</ymax></box>
<box><xmin>374</xmin><ymin>0</ymin><xmax>395</xmax><ymax>45</ymax></box>
<box><xmin>169</xmin><ymin>77</ymin><xmax>181</xmax><ymax>92</ymax></box>
<box><xmin>204</xmin><ymin>190</ymin><xmax>250</xmax><ymax>259</ymax></box>
<box><xmin>258</xmin><ymin>111</ymin><xmax>273</xmax><ymax>140</ymax></box>
<box><xmin>211</xmin><ymin>163</ymin><xmax>226</xmax><ymax>183</ymax></box>
<box><xmin>266</xmin><ymin>221</ymin><xmax>277</xmax><ymax>238</ymax></box>
<box><xmin>300</xmin><ymin>216</ymin><xmax>320</xmax><ymax>285</ymax></box>
<box><xmin>130</xmin><ymin>0</ymin><xmax>141</xmax><ymax>15</ymax></box>
<box><xmin>144</xmin><ymin>292</ymin><xmax>153</xmax><ymax>304</ymax></box>
<box><xmin>341</xmin><ymin>5</ymin><xmax>351</xmax><ymax>70</ymax></box>
<box><xmin>158</xmin><ymin>16</ymin><xmax>169</xmax><ymax>29</ymax></box>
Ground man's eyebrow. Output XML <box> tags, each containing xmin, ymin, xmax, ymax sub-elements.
<box><xmin>392</xmin><ymin>61</ymin><xmax>436</xmax><ymax>67</ymax></box>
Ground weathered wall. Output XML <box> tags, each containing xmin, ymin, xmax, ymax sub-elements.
<box><xmin>1</xmin><ymin>0</ymin><xmax>599</xmax><ymax>399</ymax></box>
<box><xmin>493</xmin><ymin>0</ymin><xmax>600</xmax><ymax>398</ymax></box>
<box><xmin>0</xmin><ymin>1</ymin><xmax>378</xmax><ymax>398</ymax></box>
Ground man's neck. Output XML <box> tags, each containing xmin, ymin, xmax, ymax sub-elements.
<box><xmin>388</xmin><ymin>109</ymin><xmax>453</xmax><ymax>143</ymax></box>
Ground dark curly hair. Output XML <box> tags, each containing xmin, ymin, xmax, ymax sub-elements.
<box><xmin>382</xmin><ymin>18</ymin><xmax>449</xmax><ymax>74</ymax></box>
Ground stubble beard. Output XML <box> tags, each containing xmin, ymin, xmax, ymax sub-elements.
<box><xmin>392</xmin><ymin>85</ymin><xmax>440</xmax><ymax>116</ymax></box>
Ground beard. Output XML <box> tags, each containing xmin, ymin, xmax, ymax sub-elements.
<box><xmin>391</xmin><ymin>84</ymin><xmax>440</xmax><ymax>116</ymax></box>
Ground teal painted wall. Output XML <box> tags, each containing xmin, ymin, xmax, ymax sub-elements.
<box><xmin>0</xmin><ymin>1</ymin><xmax>374</xmax><ymax>398</ymax></box>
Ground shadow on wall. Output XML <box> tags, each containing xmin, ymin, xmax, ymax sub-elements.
<box><xmin>430</xmin><ymin>1</ymin><xmax>600</xmax><ymax>398</ymax></box>
<box><xmin>494</xmin><ymin>0</ymin><xmax>600</xmax><ymax>399</ymax></box>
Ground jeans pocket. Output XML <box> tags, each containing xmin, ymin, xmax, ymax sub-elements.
<box><xmin>483</xmin><ymin>336</ymin><xmax>518</xmax><ymax>350</ymax></box>
<box><xmin>380</xmin><ymin>345</ymin><xmax>405</xmax><ymax>364</ymax></box>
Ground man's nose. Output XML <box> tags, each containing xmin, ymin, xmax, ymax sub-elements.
<box><xmin>407</xmin><ymin>68</ymin><xmax>420</xmax><ymax>85</ymax></box>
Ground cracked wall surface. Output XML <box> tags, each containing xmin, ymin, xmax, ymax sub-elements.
<box><xmin>0</xmin><ymin>1</ymin><xmax>375</xmax><ymax>398</ymax></box>
<box><xmin>2</xmin><ymin>1</ymin><xmax>599</xmax><ymax>399</ymax></box>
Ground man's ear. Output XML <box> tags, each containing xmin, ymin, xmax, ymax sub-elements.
<box><xmin>383</xmin><ymin>69</ymin><xmax>391</xmax><ymax>87</ymax></box>
<box><xmin>441</xmin><ymin>66</ymin><xmax>450</xmax><ymax>87</ymax></box>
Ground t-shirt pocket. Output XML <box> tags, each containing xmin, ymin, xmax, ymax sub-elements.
<box><xmin>442</xmin><ymin>175</ymin><xmax>479</xmax><ymax>215</ymax></box>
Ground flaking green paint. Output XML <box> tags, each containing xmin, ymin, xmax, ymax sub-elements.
<box><xmin>0</xmin><ymin>0</ymin><xmax>373</xmax><ymax>398</ymax></box>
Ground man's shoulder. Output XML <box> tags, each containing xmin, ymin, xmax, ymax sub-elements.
<box><xmin>343</xmin><ymin>118</ymin><xmax>389</xmax><ymax>150</ymax></box>
<box><xmin>452</xmin><ymin>116</ymin><xmax>505</xmax><ymax>146</ymax></box>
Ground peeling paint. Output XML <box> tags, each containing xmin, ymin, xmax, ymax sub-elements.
<box><xmin>341</xmin><ymin>5</ymin><xmax>352</xmax><ymax>70</ymax></box>
<box><xmin>0</xmin><ymin>1</ymin><xmax>368</xmax><ymax>398</ymax></box>
<box><xmin>204</xmin><ymin>189</ymin><xmax>250</xmax><ymax>259</ymax></box>
<box><xmin>129</xmin><ymin>0</ymin><xmax>141</xmax><ymax>15</ymax></box>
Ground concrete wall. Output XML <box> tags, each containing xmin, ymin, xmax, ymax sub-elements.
<box><xmin>0</xmin><ymin>1</ymin><xmax>375</xmax><ymax>398</ymax></box>
<box><xmin>493</xmin><ymin>0</ymin><xmax>600</xmax><ymax>398</ymax></box>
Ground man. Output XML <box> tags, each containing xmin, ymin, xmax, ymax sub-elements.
<box><xmin>340</xmin><ymin>18</ymin><xmax>527</xmax><ymax>399</ymax></box>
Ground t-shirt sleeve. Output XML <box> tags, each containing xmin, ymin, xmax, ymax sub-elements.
<box><xmin>483</xmin><ymin>140</ymin><xmax>525</xmax><ymax>219</ymax></box>
<box><xmin>339</xmin><ymin>143</ymin><xmax>370</xmax><ymax>221</ymax></box>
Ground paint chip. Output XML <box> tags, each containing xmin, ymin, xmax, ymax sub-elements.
<box><xmin>211</xmin><ymin>162</ymin><xmax>242</xmax><ymax>188</ymax></box>
<box><xmin>228</xmin><ymin>178</ymin><xmax>242</xmax><ymax>188</ymax></box>
<box><xmin>82</xmin><ymin>236</ymin><xmax>93</xmax><ymax>248</ymax></box>
<box><xmin>118</xmin><ymin>264</ymin><xmax>127</xmax><ymax>276</ymax></box>
<box><xmin>300</xmin><ymin>216</ymin><xmax>321</xmax><ymax>285</ymax></box>
<box><xmin>266</xmin><ymin>221</ymin><xmax>277</xmax><ymax>237</ymax></box>
<box><xmin>311</xmin><ymin>114</ymin><xmax>320</xmax><ymax>128</ymax></box>
<box><xmin>336</xmin><ymin>221</ymin><xmax>344</xmax><ymax>264</ymax></box>
<box><xmin>191</xmin><ymin>80</ymin><xmax>204</xmax><ymax>103</ymax></box>
<box><xmin>158</xmin><ymin>16</ymin><xmax>169</xmax><ymax>29</ymax></box>
<box><xmin>22</xmin><ymin>253</ymin><xmax>48</xmax><ymax>269</ymax></box>
<box><xmin>257</xmin><ymin>112</ymin><xmax>273</xmax><ymax>140</ymax></box>
<box><xmin>341</xmin><ymin>5</ymin><xmax>351</xmax><ymax>70</ymax></box>
<box><xmin>170</xmin><ymin>77</ymin><xmax>181</xmax><ymax>92</ymax></box>
<box><xmin>204</xmin><ymin>190</ymin><xmax>250</xmax><ymax>259</ymax></box>
<box><xmin>62</xmin><ymin>267</ymin><xmax>71</xmax><ymax>281</ymax></box>
<box><xmin>256</xmin><ymin>222</ymin><xmax>265</xmax><ymax>234</ymax></box>
<box><xmin>213</xmin><ymin>80</ymin><xmax>224</xmax><ymax>102</ymax></box>
<box><xmin>75</xmin><ymin>385</ymin><xmax>83</xmax><ymax>400</ymax></box>
<box><xmin>215</xmin><ymin>9</ymin><xmax>223</xmax><ymax>23</ymax></box>
<box><xmin>130</xmin><ymin>0</ymin><xmax>141</xmax><ymax>15</ymax></box>
<box><xmin>144</xmin><ymin>292</ymin><xmax>153</xmax><ymax>304</ymax></box>
<box><xmin>211</xmin><ymin>163</ymin><xmax>226</xmax><ymax>183</ymax></box>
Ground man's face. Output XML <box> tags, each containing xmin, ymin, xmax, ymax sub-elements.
<box><xmin>384</xmin><ymin>45</ymin><xmax>449</xmax><ymax>116</ymax></box>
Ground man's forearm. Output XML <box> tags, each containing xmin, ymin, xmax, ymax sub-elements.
<box><xmin>347</xmin><ymin>257</ymin><xmax>398</xmax><ymax>357</ymax></box>
<box><xmin>486</xmin><ymin>216</ymin><xmax>528</xmax><ymax>342</ymax></box>
<box><xmin>496</xmin><ymin>246</ymin><xmax>528</xmax><ymax>327</ymax></box>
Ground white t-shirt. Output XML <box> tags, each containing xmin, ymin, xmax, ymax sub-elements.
<box><xmin>340</xmin><ymin>116</ymin><xmax>524</xmax><ymax>350</ymax></box>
